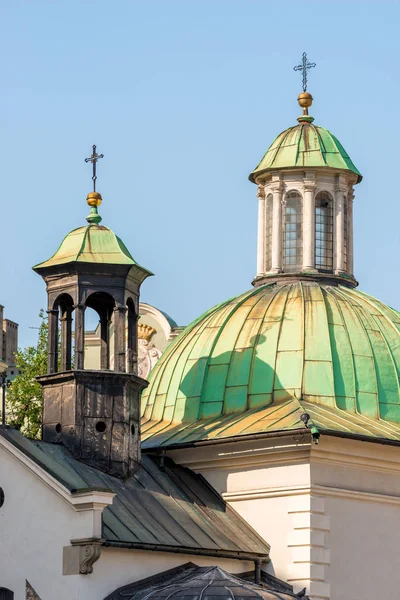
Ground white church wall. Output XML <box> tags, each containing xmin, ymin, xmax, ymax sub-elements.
<box><xmin>310</xmin><ymin>436</ymin><xmax>400</xmax><ymax>599</ymax></box>
<box><xmin>323</xmin><ymin>494</ymin><xmax>400</xmax><ymax>600</ymax></box>
<box><xmin>0</xmin><ymin>443</ymin><xmax>98</xmax><ymax>599</ymax></box>
<box><xmin>169</xmin><ymin>437</ymin><xmax>313</xmax><ymax>591</ymax></box>
<box><xmin>170</xmin><ymin>434</ymin><xmax>400</xmax><ymax>600</ymax></box>
<box><xmin>91</xmin><ymin>549</ymin><xmax>254</xmax><ymax>600</ymax></box>
<box><xmin>0</xmin><ymin>443</ymin><xmax>254</xmax><ymax>600</ymax></box>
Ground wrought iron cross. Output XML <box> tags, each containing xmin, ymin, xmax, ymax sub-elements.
<box><xmin>85</xmin><ymin>145</ymin><xmax>104</xmax><ymax>192</ymax></box>
<box><xmin>293</xmin><ymin>52</ymin><xmax>316</xmax><ymax>92</ymax></box>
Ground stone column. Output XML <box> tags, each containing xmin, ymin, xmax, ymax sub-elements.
<box><xmin>271</xmin><ymin>176</ymin><xmax>283</xmax><ymax>273</ymax></box>
<box><xmin>74</xmin><ymin>304</ymin><xmax>85</xmax><ymax>370</ymax></box>
<box><xmin>302</xmin><ymin>174</ymin><xmax>317</xmax><ymax>271</ymax></box>
<box><xmin>127</xmin><ymin>305</ymin><xmax>138</xmax><ymax>374</ymax></box>
<box><xmin>47</xmin><ymin>308</ymin><xmax>59</xmax><ymax>374</ymax></box>
<box><xmin>60</xmin><ymin>311</ymin><xmax>72</xmax><ymax>371</ymax></box>
<box><xmin>334</xmin><ymin>178</ymin><xmax>348</xmax><ymax>274</ymax></box>
<box><xmin>347</xmin><ymin>188</ymin><xmax>355</xmax><ymax>276</ymax></box>
<box><xmin>100</xmin><ymin>316</ymin><xmax>110</xmax><ymax>370</ymax></box>
<box><xmin>256</xmin><ymin>184</ymin><xmax>266</xmax><ymax>276</ymax></box>
<box><xmin>114</xmin><ymin>306</ymin><xmax>127</xmax><ymax>372</ymax></box>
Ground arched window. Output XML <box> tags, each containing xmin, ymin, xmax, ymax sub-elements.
<box><xmin>0</xmin><ymin>588</ymin><xmax>14</xmax><ymax>600</ymax></box>
<box><xmin>315</xmin><ymin>192</ymin><xmax>333</xmax><ymax>272</ymax></box>
<box><xmin>265</xmin><ymin>194</ymin><xmax>273</xmax><ymax>271</ymax></box>
<box><xmin>283</xmin><ymin>191</ymin><xmax>302</xmax><ymax>272</ymax></box>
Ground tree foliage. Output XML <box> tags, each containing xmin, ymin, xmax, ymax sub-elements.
<box><xmin>6</xmin><ymin>310</ymin><xmax>48</xmax><ymax>438</ymax></box>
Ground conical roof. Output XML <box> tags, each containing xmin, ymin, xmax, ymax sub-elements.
<box><xmin>249</xmin><ymin>122</ymin><xmax>362</xmax><ymax>183</ymax></box>
<box><xmin>141</xmin><ymin>282</ymin><xmax>400</xmax><ymax>448</ymax></box>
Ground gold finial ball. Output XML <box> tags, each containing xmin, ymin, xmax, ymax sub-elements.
<box><xmin>298</xmin><ymin>92</ymin><xmax>313</xmax><ymax>108</ymax></box>
<box><xmin>87</xmin><ymin>191</ymin><xmax>102</xmax><ymax>208</ymax></box>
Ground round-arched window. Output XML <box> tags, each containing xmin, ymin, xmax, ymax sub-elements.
<box><xmin>315</xmin><ymin>192</ymin><xmax>333</xmax><ymax>273</ymax></box>
<box><xmin>283</xmin><ymin>191</ymin><xmax>303</xmax><ymax>272</ymax></box>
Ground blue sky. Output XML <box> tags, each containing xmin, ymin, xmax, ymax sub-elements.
<box><xmin>1</xmin><ymin>0</ymin><xmax>399</xmax><ymax>347</ymax></box>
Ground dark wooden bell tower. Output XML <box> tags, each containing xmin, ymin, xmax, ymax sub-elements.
<box><xmin>34</xmin><ymin>174</ymin><xmax>152</xmax><ymax>478</ymax></box>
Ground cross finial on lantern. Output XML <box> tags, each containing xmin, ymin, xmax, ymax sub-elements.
<box><xmin>293</xmin><ymin>52</ymin><xmax>316</xmax><ymax>93</ymax></box>
<box><xmin>84</xmin><ymin>144</ymin><xmax>104</xmax><ymax>192</ymax></box>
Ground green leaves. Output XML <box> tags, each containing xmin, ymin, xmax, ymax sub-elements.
<box><xmin>6</xmin><ymin>310</ymin><xmax>48</xmax><ymax>439</ymax></box>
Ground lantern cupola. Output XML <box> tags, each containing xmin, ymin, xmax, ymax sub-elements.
<box><xmin>33</xmin><ymin>148</ymin><xmax>152</xmax><ymax>478</ymax></box>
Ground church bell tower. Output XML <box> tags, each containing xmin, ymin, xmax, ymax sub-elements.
<box><xmin>34</xmin><ymin>146</ymin><xmax>152</xmax><ymax>478</ymax></box>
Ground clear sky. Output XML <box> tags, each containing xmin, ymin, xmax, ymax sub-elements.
<box><xmin>1</xmin><ymin>0</ymin><xmax>399</xmax><ymax>347</ymax></box>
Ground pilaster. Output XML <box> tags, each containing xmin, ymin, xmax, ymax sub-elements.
<box><xmin>347</xmin><ymin>188</ymin><xmax>355</xmax><ymax>276</ymax></box>
<box><xmin>114</xmin><ymin>305</ymin><xmax>127</xmax><ymax>372</ymax></box>
<box><xmin>287</xmin><ymin>494</ymin><xmax>330</xmax><ymax>599</ymax></box>
<box><xmin>334</xmin><ymin>176</ymin><xmax>348</xmax><ymax>275</ymax></box>
<box><xmin>256</xmin><ymin>184</ymin><xmax>267</xmax><ymax>276</ymax></box>
<box><xmin>74</xmin><ymin>304</ymin><xmax>85</xmax><ymax>370</ymax></box>
<box><xmin>270</xmin><ymin>175</ymin><xmax>283</xmax><ymax>273</ymax></box>
<box><xmin>302</xmin><ymin>172</ymin><xmax>317</xmax><ymax>271</ymax></box>
<box><xmin>47</xmin><ymin>309</ymin><xmax>59</xmax><ymax>374</ymax></box>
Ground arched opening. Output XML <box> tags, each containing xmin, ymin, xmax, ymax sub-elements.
<box><xmin>127</xmin><ymin>298</ymin><xmax>138</xmax><ymax>374</ymax></box>
<box><xmin>85</xmin><ymin>292</ymin><xmax>115</xmax><ymax>370</ymax></box>
<box><xmin>265</xmin><ymin>194</ymin><xmax>273</xmax><ymax>272</ymax></box>
<box><xmin>315</xmin><ymin>192</ymin><xmax>333</xmax><ymax>273</ymax></box>
<box><xmin>84</xmin><ymin>306</ymin><xmax>101</xmax><ymax>369</ymax></box>
<box><xmin>48</xmin><ymin>293</ymin><xmax>74</xmax><ymax>374</ymax></box>
<box><xmin>0</xmin><ymin>588</ymin><xmax>14</xmax><ymax>599</ymax></box>
<box><xmin>57</xmin><ymin>294</ymin><xmax>74</xmax><ymax>371</ymax></box>
<box><xmin>283</xmin><ymin>191</ymin><xmax>302</xmax><ymax>272</ymax></box>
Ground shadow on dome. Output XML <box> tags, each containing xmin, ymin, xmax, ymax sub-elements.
<box><xmin>175</xmin><ymin>334</ymin><xmax>296</xmax><ymax>437</ymax></box>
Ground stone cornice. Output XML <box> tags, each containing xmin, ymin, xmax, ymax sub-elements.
<box><xmin>168</xmin><ymin>433</ymin><xmax>400</xmax><ymax>477</ymax></box>
<box><xmin>223</xmin><ymin>484</ymin><xmax>400</xmax><ymax>506</ymax></box>
<box><xmin>167</xmin><ymin>436</ymin><xmax>312</xmax><ymax>471</ymax></box>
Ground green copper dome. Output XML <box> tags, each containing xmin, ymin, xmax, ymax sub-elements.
<box><xmin>249</xmin><ymin>122</ymin><xmax>362</xmax><ymax>183</ymax></box>
<box><xmin>34</xmin><ymin>224</ymin><xmax>149</xmax><ymax>270</ymax></box>
<box><xmin>141</xmin><ymin>282</ymin><xmax>400</xmax><ymax>448</ymax></box>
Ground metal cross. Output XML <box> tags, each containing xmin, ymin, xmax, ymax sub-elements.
<box><xmin>84</xmin><ymin>145</ymin><xmax>104</xmax><ymax>192</ymax></box>
<box><xmin>293</xmin><ymin>52</ymin><xmax>316</xmax><ymax>92</ymax></box>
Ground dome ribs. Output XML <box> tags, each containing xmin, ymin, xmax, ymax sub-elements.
<box><xmin>141</xmin><ymin>283</ymin><xmax>400</xmax><ymax>448</ymax></box>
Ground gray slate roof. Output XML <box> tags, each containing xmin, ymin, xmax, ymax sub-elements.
<box><xmin>0</xmin><ymin>427</ymin><xmax>270</xmax><ymax>559</ymax></box>
<box><xmin>104</xmin><ymin>563</ymin><xmax>308</xmax><ymax>600</ymax></box>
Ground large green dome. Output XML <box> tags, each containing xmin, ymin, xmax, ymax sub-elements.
<box><xmin>249</xmin><ymin>122</ymin><xmax>362</xmax><ymax>183</ymax></box>
<box><xmin>141</xmin><ymin>282</ymin><xmax>400</xmax><ymax>448</ymax></box>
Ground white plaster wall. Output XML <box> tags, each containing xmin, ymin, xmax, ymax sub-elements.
<box><xmin>0</xmin><ymin>444</ymin><xmax>95</xmax><ymax>599</ymax></box>
<box><xmin>231</xmin><ymin>496</ymin><xmax>293</xmax><ymax>582</ymax></box>
<box><xmin>200</xmin><ymin>460</ymin><xmax>311</xmax><ymax>584</ymax></box>
<box><xmin>94</xmin><ymin>549</ymin><xmax>254</xmax><ymax>600</ymax></box>
<box><xmin>310</xmin><ymin>437</ymin><xmax>400</xmax><ymax>599</ymax></box>
<box><xmin>173</xmin><ymin>435</ymin><xmax>400</xmax><ymax>599</ymax></box>
<box><xmin>324</xmin><ymin>495</ymin><xmax>400</xmax><ymax>600</ymax></box>
<box><xmin>0</xmin><ymin>445</ymin><xmax>253</xmax><ymax>600</ymax></box>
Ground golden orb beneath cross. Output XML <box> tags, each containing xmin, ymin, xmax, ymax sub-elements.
<box><xmin>87</xmin><ymin>191</ymin><xmax>102</xmax><ymax>207</ymax></box>
<box><xmin>298</xmin><ymin>92</ymin><xmax>313</xmax><ymax>108</ymax></box>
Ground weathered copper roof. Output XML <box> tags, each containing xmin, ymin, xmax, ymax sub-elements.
<box><xmin>34</xmin><ymin>223</ymin><xmax>152</xmax><ymax>273</ymax></box>
<box><xmin>105</xmin><ymin>563</ymin><xmax>307</xmax><ymax>600</ymax></box>
<box><xmin>0</xmin><ymin>427</ymin><xmax>270</xmax><ymax>559</ymax></box>
<box><xmin>141</xmin><ymin>282</ymin><xmax>400</xmax><ymax>448</ymax></box>
<box><xmin>249</xmin><ymin>122</ymin><xmax>362</xmax><ymax>183</ymax></box>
